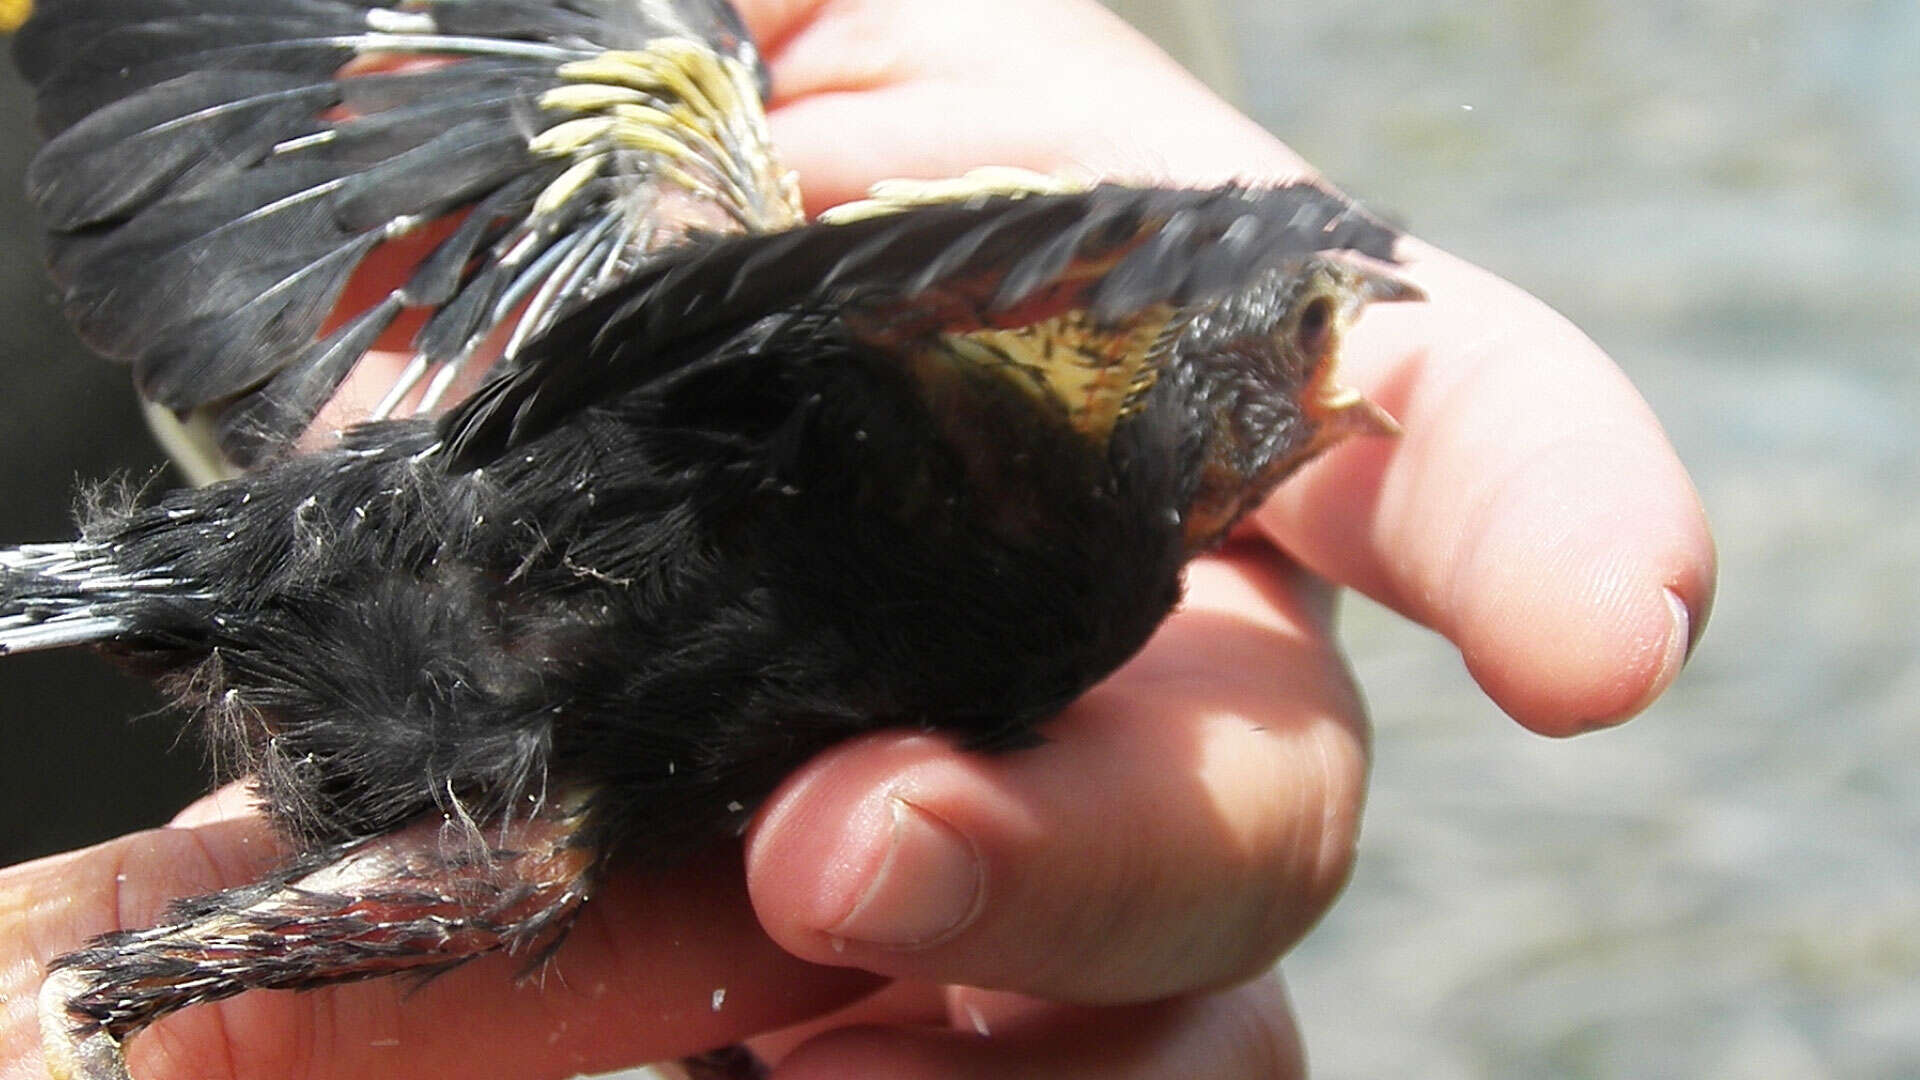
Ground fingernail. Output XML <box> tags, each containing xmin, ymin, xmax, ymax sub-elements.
<box><xmin>828</xmin><ymin>797</ymin><xmax>983</xmax><ymax>949</ymax></box>
<box><xmin>1591</xmin><ymin>587</ymin><xmax>1692</xmax><ymax>730</ymax></box>
<box><xmin>1655</xmin><ymin>586</ymin><xmax>1694</xmax><ymax>686</ymax></box>
<box><xmin>1678</xmin><ymin>585</ymin><xmax>1709</xmax><ymax>662</ymax></box>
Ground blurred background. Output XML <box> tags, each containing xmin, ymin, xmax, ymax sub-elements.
<box><xmin>2</xmin><ymin>1</ymin><xmax>1916</xmax><ymax>1077</ymax></box>
<box><xmin>1211</xmin><ymin>4</ymin><xmax>1920</xmax><ymax>1079</ymax></box>
<box><xmin>0</xmin><ymin>61</ymin><xmax>198</xmax><ymax>860</ymax></box>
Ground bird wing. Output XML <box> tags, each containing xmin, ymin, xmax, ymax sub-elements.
<box><xmin>439</xmin><ymin>181</ymin><xmax>1403</xmax><ymax>470</ymax></box>
<box><xmin>14</xmin><ymin>0</ymin><xmax>799</xmax><ymax>466</ymax></box>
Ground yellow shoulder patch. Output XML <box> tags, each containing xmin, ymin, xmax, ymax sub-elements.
<box><xmin>916</xmin><ymin>304</ymin><xmax>1176</xmax><ymax>444</ymax></box>
<box><xmin>819</xmin><ymin>167</ymin><xmax>1093</xmax><ymax>225</ymax></box>
<box><xmin>534</xmin><ymin>37</ymin><xmax>802</xmax><ymax>233</ymax></box>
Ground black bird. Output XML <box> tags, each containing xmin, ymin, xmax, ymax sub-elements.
<box><xmin>2</xmin><ymin>2</ymin><xmax>1419</xmax><ymax>1078</ymax></box>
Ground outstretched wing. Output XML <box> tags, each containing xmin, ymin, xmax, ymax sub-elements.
<box><xmin>14</xmin><ymin>0</ymin><xmax>800</xmax><ymax>465</ymax></box>
<box><xmin>439</xmin><ymin>180</ymin><xmax>1402</xmax><ymax>469</ymax></box>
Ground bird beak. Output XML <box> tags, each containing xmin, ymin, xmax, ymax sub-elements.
<box><xmin>1356</xmin><ymin>266</ymin><xmax>1426</xmax><ymax>306</ymax></box>
<box><xmin>1312</xmin><ymin>385</ymin><xmax>1401</xmax><ymax>439</ymax></box>
<box><xmin>1305</xmin><ymin>262</ymin><xmax>1421</xmax><ymax>442</ymax></box>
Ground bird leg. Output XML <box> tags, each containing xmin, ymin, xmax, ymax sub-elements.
<box><xmin>39</xmin><ymin>801</ymin><xmax>594</xmax><ymax>1080</ymax></box>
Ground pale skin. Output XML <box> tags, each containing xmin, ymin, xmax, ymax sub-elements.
<box><xmin>0</xmin><ymin>1</ymin><xmax>1716</xmax><ymax>1077</ymax></box>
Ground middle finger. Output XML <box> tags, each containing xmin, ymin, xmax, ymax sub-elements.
<box><xmin>745</xmin><ymin>546</ymin><xmax>1370</xmax><ymax>1003</ymax></box>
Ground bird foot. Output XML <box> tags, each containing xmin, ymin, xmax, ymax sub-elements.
<box><xmin>39</xmin><ymin>970</ymin><xmax>131</xmax><ymax>1080</ymax></box>
<box><xmin>33</xmin><ymin>803</ymin><xmax>595</xmax><ymax>1080</ymax></box>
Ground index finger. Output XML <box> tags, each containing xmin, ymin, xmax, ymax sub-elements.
<box><xmin>740</xmin><ymin>0</ymin><xmax>1716</xmax><ymax>733</ymax></box>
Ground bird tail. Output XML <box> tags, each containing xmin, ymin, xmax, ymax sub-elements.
<box><xmin>0</xmin><ymin>541</ymin><xmax>204</xmax><ymax>656</ymax></box>
<box><xmin>0</xmin><ymin>542</ymin><xmax>129</xmax><ymax>654</ymax></box>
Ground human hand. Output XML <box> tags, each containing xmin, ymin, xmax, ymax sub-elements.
<box><xmin>0</xmin><ymin>1</ymin><xmax>1715</xmax><ymax>1077</ymax></box>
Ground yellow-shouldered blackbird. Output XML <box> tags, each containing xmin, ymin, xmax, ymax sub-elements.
<box><xmin>2</xmin><ymin>2</ymin><xmax>1419</xmax><ymax>1077</ymax></box>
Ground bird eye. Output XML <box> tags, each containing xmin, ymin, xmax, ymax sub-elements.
<box><xmin>1293</xmin><ymin>295</ymin><xmax>1336</xmax><ymax>357</ymax></box>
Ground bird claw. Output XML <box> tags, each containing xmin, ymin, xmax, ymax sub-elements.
<box><xmin>39</xmin><ymin>970</ymin><xmax>131</xmax><ymax>1080</ymax></box>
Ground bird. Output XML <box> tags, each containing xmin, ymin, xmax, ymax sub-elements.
<box><xmin>2</xmin><ymin>2</ymin><xmax>1420</xmax><ymax>1078</ymax></box>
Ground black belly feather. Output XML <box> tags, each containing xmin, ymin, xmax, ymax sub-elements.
<box><xmin>67</xmin><ymin>311</ymin><xmax>1191</xmax><ymax>860</ymax></box>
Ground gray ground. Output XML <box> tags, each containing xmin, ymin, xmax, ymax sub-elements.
<box><xmin>2</xmin><ymin>2</ymin><xmax>1914</xmax><ymax>1077</ymax></box>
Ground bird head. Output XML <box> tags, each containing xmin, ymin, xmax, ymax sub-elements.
<box><xmin>1174</xmin><ymin>255</ymin><xmax>1421</xmax><ymax>549</ymax></box>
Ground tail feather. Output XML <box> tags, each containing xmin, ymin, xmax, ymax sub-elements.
<box><xmin>0</xmin><ymin>541</ymin><xmax>203</xmax><ymax>655</ymax></box>
<box><xmin>0</xmin><ymin>613</ymin><xmax>129</xmax><ymax>655</ymax></box>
